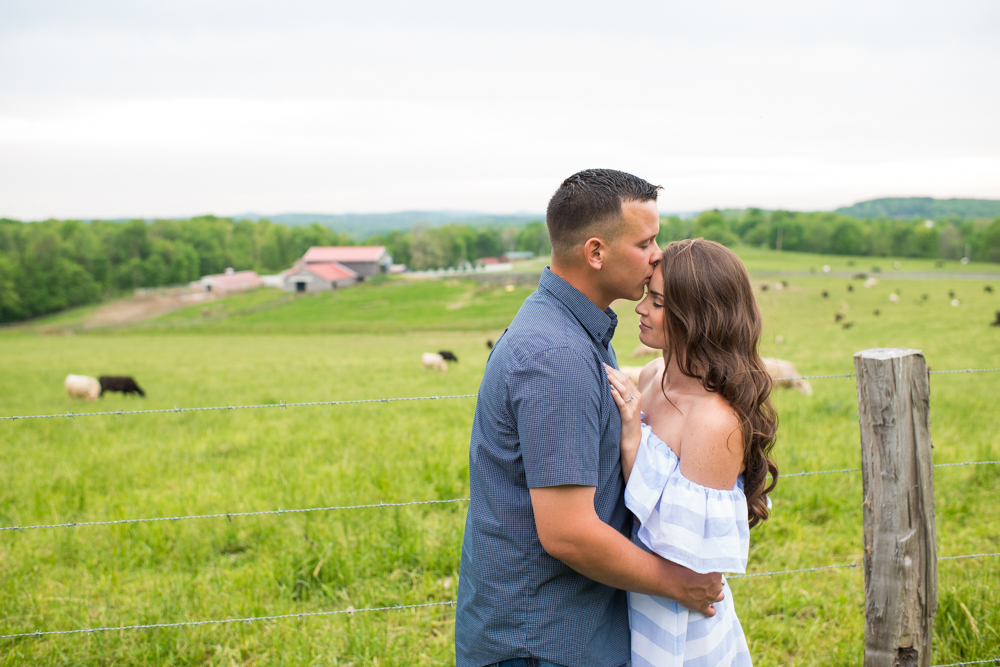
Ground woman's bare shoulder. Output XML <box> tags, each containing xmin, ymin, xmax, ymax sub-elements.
<box><xmin>637</xmin><ymin>357</ymin><xmax>664</xmax><ymax>392</ymax></box>
<box><xmin>678</xmin><ymin>396</ymin><xmax>744</xmax><ymax>488</ymax></box>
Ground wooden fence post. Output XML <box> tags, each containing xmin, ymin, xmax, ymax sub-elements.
<box><xmin>855</xmin><ymin>348</ymin><xmax>938</xmax><ymax>667</ymax></box>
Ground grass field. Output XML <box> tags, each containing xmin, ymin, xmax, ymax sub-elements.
<box><xmin>2</xmin><ymin>247</ymin><xmax>999</xmax><ymax>665</ymax></box>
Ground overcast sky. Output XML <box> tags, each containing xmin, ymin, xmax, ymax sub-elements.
<box><xmin>1</xmin><ymin>0</ymin><xmax>998</xmax><ymax>219</ymax></box>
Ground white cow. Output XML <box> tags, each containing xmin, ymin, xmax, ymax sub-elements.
<box><xmin>65</xmin><ymin>374</ymin><xmax>101</xmax><ymax>401</ymax></box>
<box><xmin>422</xmin><ymin>353</ymin><xmax>448</xmax><ymax>373</ymax></box>
<box><xmin>761</xmin><ymin>358</ymin><xmax>812</xmax><ymax>396</ymax></box>
<box><xmin>618</xmin><ymin>366</ymin><xmax>644</xmax><ymax>385</ymax></box>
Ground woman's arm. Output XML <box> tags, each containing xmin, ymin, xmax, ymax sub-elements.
<box><xmin>605</xmin><ymin>365</ymin><xmax>642</xmax><ymax>483</ymax></box>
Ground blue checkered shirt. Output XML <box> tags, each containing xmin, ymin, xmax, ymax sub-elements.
<box><xmin>456</xmin><ymin>268</ymin><xmax>630</xmax><ymax>667</ymax></box>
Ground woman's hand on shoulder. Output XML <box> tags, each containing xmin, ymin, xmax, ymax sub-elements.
<box><xmin>605</xmin><ymin>364</ymin><xmax>643</xmax><ymax>482</ymax></box>
<box><xmin>605</xmin><ymin>364</ymin><xmax>641</xmax><ymax>428</ymax></box>
<box><xmin>678</xmin><ymin>400</ymin><xmax>745</xmax><ymax>490</ymax></box>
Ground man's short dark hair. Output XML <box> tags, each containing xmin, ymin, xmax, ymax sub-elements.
<box><xmin>546</xmin><ymin>168</ymin><xmax>662</xmax><ymax>256</ymax></box>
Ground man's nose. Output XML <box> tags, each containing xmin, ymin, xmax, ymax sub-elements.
<box><xmin>650</xmin><ymin>245</ymin><xmax>664</xmax><ymax>263</ymax></box>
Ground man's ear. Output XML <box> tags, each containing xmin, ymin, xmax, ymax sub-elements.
<box><xmin>584</xmin><ymin>237</ymin><xmax>606</xmax><ymax>271</ymax></box>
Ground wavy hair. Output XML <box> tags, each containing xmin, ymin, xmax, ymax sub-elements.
<box><xmin>658</xmin><ymin>238</ymin><xmax>778</xmax><ymax>527</ymax></box>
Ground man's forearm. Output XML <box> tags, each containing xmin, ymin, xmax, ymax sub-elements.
<box><xmin>541</xmin><ymin>514</ymin><xmax>721</xmax><ymax>611</ymax></box>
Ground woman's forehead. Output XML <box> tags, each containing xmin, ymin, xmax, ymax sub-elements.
<box><xmin>649</xmin><ymin>269</ymin><xmax>665</xmax><ymax>292</ymax></box>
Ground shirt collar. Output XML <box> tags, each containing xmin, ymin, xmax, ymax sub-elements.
<box><xmin>538</xmin><ymin>267</ymin><xmax>618</xmax><ymax>349</ymax></box>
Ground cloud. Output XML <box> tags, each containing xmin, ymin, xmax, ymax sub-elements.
<box><xmin>1</xmin><ymin>0</ymin><xmax>998</xmax><ymax>218</ymax></box>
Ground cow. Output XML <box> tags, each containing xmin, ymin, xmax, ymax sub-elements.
<box><xmin>422</xmin><ymin>353</ymin><xmax>448</xmax><ymax>373</ymax></box>
<box><xmin>761</xmin><ymin>358</ymin><xmax>813</xmax><ymax>396</ymax></box>
<box><xmin>991</xmin><ymin>311</ymin><xmax>1000</xmax><ymax>328</ymax></box>
<box><xmin>486</xmin><ymin>339</ymin><xmax>494</xmax><ymax>349</ymax></box>
<box><xmin>438</xmin><ymin>350</ymin><xmax>459</xmax><ymax>363</ymax></box>
<box><xmin>99</xmin><ymin>376</ymin><xmax>146</xmax><ymax>397</ymax></box>
<box><xmin>65</xmin><ymin>374</ymin><xmax>101</xmax><ymax>401</ymax></box>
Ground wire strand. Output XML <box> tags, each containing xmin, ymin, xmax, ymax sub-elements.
<box><xmin>4</xmin><ymin>461</ymin><xmax>997</xmax><ymax>533</ymax></box>
<box><xmin>0</xmin><ymin>498</ymin><xmax>470</xmax><ymax>532</ymax></box>
<box><xmin>4</xmin><ymin>366</ymin><xmax>999</xmax><ymax>422</ymax></box>
<box><xmin>5</xmin><ymin>552</ymin><xmax>995</xmax><ymax>640</ymax></box>
<box><xmin>0</xmin><ymin>600</ymin><xmax>456</xmax><ymax>640</ymax></box>
<box><xmin>782</xmin><ymin>459</ymin><xmax>1000</xmax><ymax>478</ymax></box>
<box><xmin>2</xmin><ymin>394</ymin><xmax>477</xmax><ymax>421</ymax></box>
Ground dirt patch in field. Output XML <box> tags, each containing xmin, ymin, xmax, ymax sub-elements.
<box><xmin>82</xmin><ymin>290</ymin><xmax>213</xmax><ymax>328</ymax></box>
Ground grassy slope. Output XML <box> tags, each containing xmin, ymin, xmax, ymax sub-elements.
<box><xmin>5</xmin><ymin>246</ymin><xmax>999</xmax><ymax>335</ymax></box>
<box><xmin>1</xmin><ymin>254</ymin><xmax>999</xmax><ymax>665</ymax></box>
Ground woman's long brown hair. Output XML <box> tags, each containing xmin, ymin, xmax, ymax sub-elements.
<box><xmin>657</xmin><ymin>238</ymin><xmax>778</xmax><ymax>527</ymax></box>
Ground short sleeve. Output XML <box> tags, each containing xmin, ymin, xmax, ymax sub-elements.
<box><xmin>511</xmin><ymin>347</ymin><xmax>603</xmax><ymax>488</ymax></box>
<box><xmin>624</xmin><ymin>424</ymin><xmax>749</xmax><ymax>574</ymax></box>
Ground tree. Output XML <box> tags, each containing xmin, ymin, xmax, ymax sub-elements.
<box><xmin>979</xmin><ymin>217</ymin><xmax>1000</xmax><ymax>263</ymax></box>
<box><xmin>692</xmin><ymin>210</ymin><xmax>738</xmax><ymax>246</ymax></box>
<box><xmin>515</xmin><ymin>222</ymin><xmax>551</xmax><ymax>256</ymax></box>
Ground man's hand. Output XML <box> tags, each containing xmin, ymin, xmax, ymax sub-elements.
<box><xmin>530</xmin><ymin>484</ymin><xmax>724</xmax><ymax>615</ymax></box>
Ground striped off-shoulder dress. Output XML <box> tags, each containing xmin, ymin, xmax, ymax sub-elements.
<box><xmin>624</xmin><ymin>422</ymin><xmax>753</xmax><ymax>667</ymax></box>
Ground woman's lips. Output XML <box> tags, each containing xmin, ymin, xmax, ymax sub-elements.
<box><xmin>639</xmin><ymin>321</ymin><xmax>652</xmax><ymax>330</ymax></box>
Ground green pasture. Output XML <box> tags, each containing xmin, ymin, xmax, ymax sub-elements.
<box><xmin>1</xmin><ymin>261</ymin><xmax>999</xmax><ymax>665</ymax></box>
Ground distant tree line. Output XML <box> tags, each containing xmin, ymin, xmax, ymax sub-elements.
<box><xmin>0</xmin><ymin>216</ymin><xmax>550</xmax><ymax>323</ymax></box>
<box><xmin>367</xmin><ymin>221</ymin><xmax>550</xmax><ymax>271</ymax></box>
<box><xmin>4</xmin><ymin>210</ymin><xmax>999</xmax><ymax>324</ymax></box>
<box><xmin>658</xmin><ymin>209</ymin><xmax>1000</xmax><ymax>263</ymax></box>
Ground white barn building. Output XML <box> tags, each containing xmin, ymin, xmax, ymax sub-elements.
<box><xmin>302</xmin><ymin>246</ymin><xmax>393</xmax><ymax>280</ymax></box>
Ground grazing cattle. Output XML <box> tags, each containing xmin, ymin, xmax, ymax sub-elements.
<box><xmin>842</xmin><ymin>321</ymin><xmax>855</xmax><ymax>330</ymax></box>
<box><xmin>761</xmin><ymin>358</ymin><xmax>812</xmax><ymax>396</ymax></box>
<box><xmin>99</xmin><ymin>376</ymin><xmax>145</xmax><ymax>397</ymax></box>
<box><xmin>864</xmin><ymin>278</ymin><xmax>878</xmax><ymax>288</ymax></box>
<box><xmin>985</xmin><ymin>285</ymin><xmax>994</xmax><ymax>294</ymax></box>
<box><xmin>847</xmin><ymin>284</ymin><xmax>854</xmax><ymax>292</ymax></box>
<box><xmin>631</xmin><ymin>343</ymin><xmax>659</xmax><ymax>359</ymax></box>
<box><xmin>760</xmin><ymin>284</ymin><xmax>769</xmax><ymax>291</ymax></box>
<box><xmin>422</xmin><ymin>352</ymin><xmax>448</xmax><ymax>373</ymax></box>
<box><xmin>873</xmin><ymin>309</ymin><xmax>880</xmax><ymax>316</ymax></box>
<box><xmin>834</xmin><ymin>312</ymin><xmax>844</xmax><ymax>323</ymax></box>
<box><xmin>486</xmin><ymin>339</ymin><xmax>494</xmax><ymax>349</ymax></box>
<box><xmin>991</xmin><ymin>311</ymin><xmax>1000</xmax><ymax>327</ymax></box>
<box><xmin>889</xmin><ymin>293</ymin><xmax>899</xmax><ymax>304</ymax></box>
<box><xmin>821</xmin><ymin>291</ymin><xmax>829</xmax><ymax>299</ymax></box>
<box><xmin>65</xmin><ymin>374</ymin><xmax>100</xmax><ymax>401</ymax></box>
<box><xmin>438</xmin><ymin>350</ymin><xmax>459</xmax><ymax>363</ymax></box>
<box><xmin>949</xmin><ymin>290</ymin><xmax>956</xmax><ymax>299</ymax></box>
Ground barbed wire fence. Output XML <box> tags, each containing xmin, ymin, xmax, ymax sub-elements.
<box><xmin>2</xmin><ymin>367</ymin><xmax>998</xmax><ymax>666</ymax></box>
<box><xmin>3</xmin><ymin>367</ymin><xmax>996</xmax><ymax>422</ymax></box>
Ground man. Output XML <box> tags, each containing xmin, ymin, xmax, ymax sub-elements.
<box><xmin>456</xmin><ymin>169</ymin><xmax>724</xmax><ymax>667</ymax></box>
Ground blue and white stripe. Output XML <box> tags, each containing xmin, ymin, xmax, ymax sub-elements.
<box><xmin>624</xmin><ymin>423</ymin><xmax>753</xmax><ymax>667</ymax></box>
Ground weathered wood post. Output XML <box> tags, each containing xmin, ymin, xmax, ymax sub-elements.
<box><xmin>854</xmin><ymin>349</ymin><xmax>938</xmax><ymax>667</ymax></box>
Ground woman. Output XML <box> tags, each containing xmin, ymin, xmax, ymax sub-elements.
<box><xmin>606</xmin><ymin>238</ymin><xmax>778</xmax><ymax>667</ymax></box>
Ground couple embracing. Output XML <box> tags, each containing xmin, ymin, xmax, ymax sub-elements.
<box><xmin>455</xmin><ymin>169</ymin><xmax>779</xmax><ymax>667</ymax></box>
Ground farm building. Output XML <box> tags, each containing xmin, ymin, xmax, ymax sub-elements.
<box><xmin>282</xmin><ymin>260</ymin><xmax>358</xmax><ymax>293</ymax></box>
<box><xmin>191</xmin><ymin>268</ymin><xmax>264</xmax><ymax>294</ymax></box>
<box><xmin>302</xmin><ymin>246</ymin><xmax>393</xmax><ymax>280</ymax></box>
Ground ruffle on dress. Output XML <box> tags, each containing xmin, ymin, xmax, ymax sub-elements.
<box><xmin>624</xmin><ymin>423</ymin><xmax>750</xmax><ymax>574</ymax></box>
